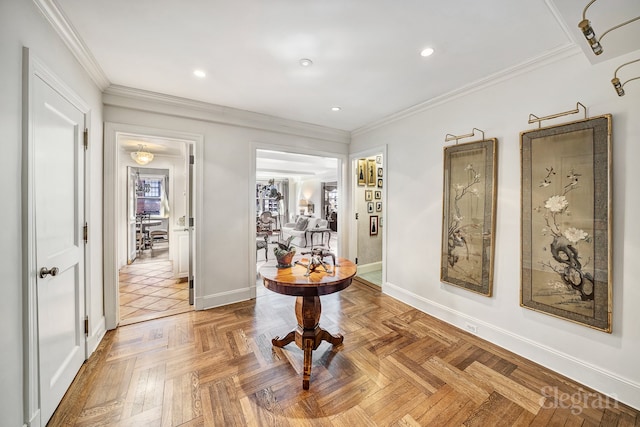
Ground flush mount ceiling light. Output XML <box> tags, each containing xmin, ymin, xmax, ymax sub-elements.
<box><xmin>193</xmin><ymin>69</ymin><xmax>206</xmax><ymax>78</ymax></box>
<box><xmin>579</xmin><ymin>0</ymin><xmax>640</xmax><ymax>56</ymax></box>
<box><xmin>331</xmin><ymin>106</ymin><xmax>341</xmax><ymax>111</ymax></box>
<box><xmin>299</xmin><ymin>58</ymin><xmax>313</xmax><ymax>67</ymax></box>
<box><xmin>420</xmin><ymin>47</ymin><xmax>434</xmax><ymax>57</ymax></box>
<box><xmin>131</xmin><ymin>144</ymin><xmax>154</xmax><ymax>165</ymax></box>
<box><xmin>611</xmin><ymin>58</ymin><xmax>640</xmax><ymax>96</ymax></box>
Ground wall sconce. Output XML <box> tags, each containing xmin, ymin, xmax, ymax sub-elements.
<box><xmin>130</xmin><ymin>144</ymin><xmax>154</xmax><ymax>165</ymax></box>
<box><xmin>611</xmin><ymin>58</ymin><xmax>640</xmax><ymax>96</ymax></box>
<box><xmin>579</xmin><ymin>0</ymin><xmax>640</xmax><ymax>56</ymax></box>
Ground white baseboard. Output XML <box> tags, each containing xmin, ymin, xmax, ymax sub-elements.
<box><xmin>196</xmin><ymin>287</ymin><xmax>255</xmax><ymax>310</ymax></box>
<box><xmin>383</xmin><ymin>281</ymin><xmax>640</xmax><ymax>411</ymax></box>
<box><xmin>357</xmin><ymin>261</ymin><xmax>382</xmax><ymax>274</ymax></box>
<box><xmin>87</xmin><ymin>316</ymin><xmax>106</xmax><ymax>356</ymax></box>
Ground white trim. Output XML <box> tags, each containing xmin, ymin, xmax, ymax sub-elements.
<box><xmin>103</xmin><ymin>122</ymin><xmax>204</xmax><ymax>329</ymax></box>
<box><xmin>31</xmin><ymin>0</ymin><xmax>110</xmax><ymax>90</ymax></box>
<box><xmin>356</xmin><ymin>261</ymin><xmax>382</xmax><ymax>275</ymax></box>
<box><xmin>196</xmin><ymin>287</ymin><xmax>255</xmax><ymax>310</ymax></box>
<box><xmin>383</xmin><ymin>281</ymin><xmax>640</xmax><ymax>411</ymax></box>
<box><xmin>352</xmin><ymin>44</ymin><xmax>581</xmax><ymax>137</ymax></box>
<box><xmin>86</xmin><ymin>317</ymin><xmax>106</xmax><ymax>355</ymax></box>
<box><xmin>103</xmin><ymin>85</ymin><xmax>351</xmax><ymax>144</ymax></box>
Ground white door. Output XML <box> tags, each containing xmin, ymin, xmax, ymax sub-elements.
<box><xmin>34</xmin><ymin>75</ymin><xmax>86</xmax><ymax>425</ymax></box>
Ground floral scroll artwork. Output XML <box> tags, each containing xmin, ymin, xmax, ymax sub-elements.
<box><xmin>521</xmin><ymin>115</ymin><xmax>612</xmax><ymax>332</ymax></box>
<box><xmin>441</xmin><ymin>138</ymin><xmax>497</xmax><ymax>296</ymax></box>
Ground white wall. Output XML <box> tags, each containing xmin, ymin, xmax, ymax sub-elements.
<box><xmin>351</xmin><ymin>48</ymin><xmax>640</xmax><ymax>409</ymax></box>
<box><xmin>104</xmin><ymin>98</ymin><xmax>350</xmax><ymax>310</ymax></box>
<box><xmin>0</xmin><ymin>0</ymin><xmax>104</xmax><ymax>424</ymax></box>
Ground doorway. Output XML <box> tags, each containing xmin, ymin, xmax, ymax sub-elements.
<box><xmin>253</xmin><ymin>149</ymin><xmax>344</xmax><ymax>288</ymax></box>
<box><xmin>351</xmin><ymin>150</ymin><xmax>386</xmax><ymax>287</ymax></box>
<box><xmin>103</xmin><ymin>124</ymin><xmax>203</xmax><ymax>330</ymax></box>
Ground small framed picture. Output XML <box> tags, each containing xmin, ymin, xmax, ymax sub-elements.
<box><xmin>357</xmin><ymin>158</ymin><xmax>366</xmax><ymax>186</ymax></box>
<box><xmin>365</xmin><ymin>190</ymin><xmax>373</xmax><ymax>201</ymax></box>
<box><xmin>377</xmin><ymin>178</ymin><xmax>383</xmax><ymax>188</ymax></box>
<box><xmin>367</xmin><ymin>159</ymin><xmax>376</xmax><ymax>186</ymax></box>
<box><xmin>370</xmin><ymin>215</ymin><xmax>379</xmax><ymax>235</ymax></box>
<box><xmin>377</xmin><ymin>167</ymin><xmax>383</xmax><ymax>177</ymax></box>
<box><xmin>376</xmin><ymin>202</ymin><xmax>382</xmax><ymax>212</ymax></box>
<box><xmin>374</xmin><ymin>191</ymin><xmax>381</xmax><ymax>199</ymax></box>
<box><xmin>376</xmin><ymin>155</ymin><xmax>382</xmax><ymax>164</ymax></box>
<box><xmin>367</xmin><ymin>202</ymin><xmax>374</xmax><ymax>213</ymax></box>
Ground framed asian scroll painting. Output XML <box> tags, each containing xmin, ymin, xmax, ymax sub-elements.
<box><xmin>520</xmin><ymin>115</ymin><xmax>612</xmax><ymax>332</ymax></box>
<box><xmin>441</xmin><ymin>138</ymin><xmax>497</xmax><ymax>296</ymax></box>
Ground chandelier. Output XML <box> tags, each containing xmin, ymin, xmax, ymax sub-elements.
<box><xmin>130</xmin><ymin>144</ymin><xmax>154</xmax><ymax>165</ymax></box>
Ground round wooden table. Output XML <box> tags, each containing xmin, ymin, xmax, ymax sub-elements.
<box><xmin>259</xmin><ymin>256</ymin><xmax>356</xmax><ymax>389</ymax></box>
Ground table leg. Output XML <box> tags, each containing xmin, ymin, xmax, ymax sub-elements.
<box><xmin>271</xmin><ymin>295</ymin><xmax>343</xmax><ymax>389</ymax></box>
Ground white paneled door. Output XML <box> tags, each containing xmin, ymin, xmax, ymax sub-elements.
<box><xmin>34</xmin><ymin>75</ymin><xmax>86</xmax><ymax>425</ymax></box>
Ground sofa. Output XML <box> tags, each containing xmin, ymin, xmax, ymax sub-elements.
<box><xmin>281</xmin><ymin>216</ymin><xmax>329</xmax><ymax>247</ymax></box>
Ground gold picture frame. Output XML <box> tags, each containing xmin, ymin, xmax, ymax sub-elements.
<box><xmin>357</xmin><ymin>159</ymin><xmax>366</xmax><ymax>186</ymax></box>
<box><xmin>521</xmin><ymin>115</ymin><xmax>612</xmax><ymax>332</ymax></box>
<box><xmin>441</xmin><ymin>138</ymin><xmax>497</xmax><ymax>296</ymax></box>
<box><xmin>367</xmin><ymin>158</ymin><xmax>376</xmax><ymax>186</ymax></box>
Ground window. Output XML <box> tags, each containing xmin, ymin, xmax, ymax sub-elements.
<box><xmin>136</xmin><ymin>176</ymin><xmax>164</xmax><ymax>216</ymax></box>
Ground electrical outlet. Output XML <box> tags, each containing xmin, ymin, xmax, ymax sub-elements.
<box><xmin>465</xmin><ymin>322</ymin><xmax>478</xmax><ymax>334</ymax></box>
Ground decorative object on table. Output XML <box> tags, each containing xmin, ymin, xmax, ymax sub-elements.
<box><xmin>367</xmin><ymin>158</ymin><xmax>376</xmax><ymax>186</ymax></box>
<box><xmin>521</xmin><ymin>103</ymin><xmax>612</xmax><ymax>332</ymax></box>
<box><xmin>376</xmin><ymin>202</ymin><xmax>382</xmax><ymax>212</ymax></box>
<box><xmin>365</xmin><ymin>190</ymin><xmax>373</xmax><ymax>201</ymax></box>
<box><xmin>377</xmin><ymin>178</ymin><xmax>383</xmax><ymax>188</ymax></box>
<box><xmin>440</xmin><ymin>127</ymin><xmax>497</xmax><ymax>297</ymax></box>
<box><xmin>274</xmin><ymin>236</ymin><xmax>296</xmax><ymax>268</ymax></box>
<box><xmin>357</xmin><ymin>158</ymin><xmax>366</xmax><ymax>186</ymax></box>
<box><xmin>374</xmin><ymin>190</ymin><xmax>381</xmax><ymax>199</ymax></box>
<box><xmin>367</xmin><ymin>202</ymin><xmax>374</xmax><ymax>213</ymax></box>
<box><xmin>295</xmin><ymin>248</ymin><xmax>336</xmax><ymax>276</ymax></box>
<box><xmin>370</xmin><ymin>215</ymin><xmax>378</xmax><ymax>236</ymax></box>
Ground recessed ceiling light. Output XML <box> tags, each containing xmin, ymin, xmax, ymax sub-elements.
<box><xmin>420</xmin><ymin>47</ymin><xmax>434</xmax><ymax>57</ymax></box>
<box><xmin>331</xmin><ymin>106</ymin><xmax>341</xmax><ymax>111</ymax></box>
<box><xmin>193</xmin><ymin>69</ymin><xmax>206</xmax><ymax>78</ymax></box>
<box><xmin>299</xmin><ymin>58</ymin><xmax>313</xmax><ymax>67</ymax></box>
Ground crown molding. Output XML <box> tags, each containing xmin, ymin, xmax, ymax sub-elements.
<box><xmin>103</xmin><ymin>85</ymin><xmax>351</xmax><ymax>144</ymax></box>
<box><xmin>352</xmin><ymin>43</ymin><xmax>582</xmax><ymax>137</ymax></box>
<box><xmin>32</xmin><ymin>0</ymin><xmax>110</xmax><ymax>90</ymax></box>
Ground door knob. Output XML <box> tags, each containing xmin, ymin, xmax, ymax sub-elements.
<box><xmin>39</xmin><ymin>267</ymin><xmax>59</xmax><ymax>278</ymax></box>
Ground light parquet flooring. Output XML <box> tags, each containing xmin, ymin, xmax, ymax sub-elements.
<box><xmin>51</xmin><ymin>282</ymin><xmax>639</xmax><ymax>426</ymax></box>
<box><xmin>119</xmin><ymin>255</ymin><xmax>192</xmax><ymax>326</ymax></box>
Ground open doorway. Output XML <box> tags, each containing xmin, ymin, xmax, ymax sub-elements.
<box><xmin>254</xmin><ymin>149</ymin><xmax>343</xmax><ymax>289</ymax></box>
<box><xmin>116</xmin><ymin>133</ymin><xmax>194</xmax><ymax>325</ymax></box>
<box><xmin>352</xmin><ymin>151</ymin><xmax>385</xmax><ymax>287</ymax></box>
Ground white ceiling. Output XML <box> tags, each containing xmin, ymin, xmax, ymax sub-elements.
<box><xmin>52</xmin><ymin>0</ymin><xmax>640</xmax><ymax>132</ymax></box>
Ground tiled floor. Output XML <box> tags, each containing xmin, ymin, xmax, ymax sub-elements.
<box><xmin>118</xmin><ymin>251</ymin><xmax>192</xmax><ymax>326</ymax></box>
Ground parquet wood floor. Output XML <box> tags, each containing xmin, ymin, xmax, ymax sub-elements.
<box><xmin>50</xmin><ymin>282</ymin><xmax>639</xmax><ymax>426</ymax></box>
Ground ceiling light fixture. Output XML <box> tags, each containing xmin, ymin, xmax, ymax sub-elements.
<box><xmin>420</xmin><ymin>47</ymin><xmax>434</xmax><ymax>57</ymax></box>
<box><xmin>579</xmin><ymin>0</ymin><xmax>640</xmax><ymax>56</ymax></box>
<box><xmin>331</xmin><ymin>106</ymin><xmax>341</xmax><ymax>111</ymax></box>
<box><xmin>193</xmin><ymin>69</ymin><xmax>206</xmax><ymax>78</ymax></box>
<box><xmin>299</xmin><ymin>58</ymin><xmax>313</xmax><ymax>67</ymax></box>
<box><xmin>130</xmin><ymin>144</ymin><xmax>154</xmax><ymax>165</ymax></box>
<box><xmin>611</xmin><ymin>58</ymin><xmax>640</xmax><ymax>97</ymax></box>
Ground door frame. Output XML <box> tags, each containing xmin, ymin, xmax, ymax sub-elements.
<box><xmin>103</xmin><ymin>122</ymin><xmax>204</xmax><ymax>329</ymax></box>
<box><xmin>22</xmin><ymin>47</ymin><xmax>91</xmax><ymax>427</ymax></box>
<box><xmin>250</xmin><ymin>143</ymin><xmax>348</xmax><ymax>294</ymax></box>
<box><xmin>349</xmin><ymin>145</ymin><xmax>388</xmax><ymax>287</ymax></box>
